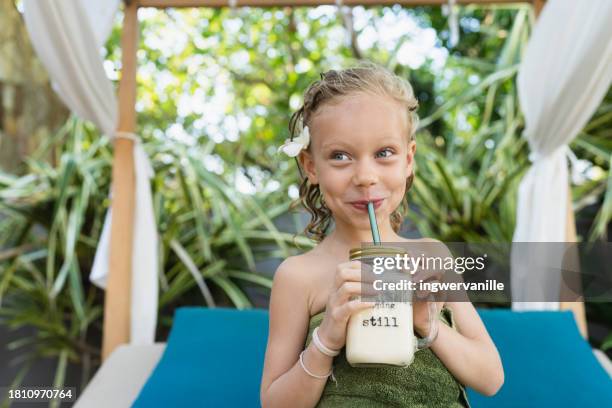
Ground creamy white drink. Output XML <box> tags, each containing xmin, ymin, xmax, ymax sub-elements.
<box><xmin>346</xmin><ymin>301</ymin><xmax>415</xmax><ymax>367</ymax></box>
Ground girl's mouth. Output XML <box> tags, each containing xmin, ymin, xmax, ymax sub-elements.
<box><xmin>349</xmin><ymin>199</ymin><xmax>384</xmax><ymax>212</ymax></box>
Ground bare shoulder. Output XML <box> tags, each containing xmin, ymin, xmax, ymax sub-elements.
<box><xmin>271</xmin><ymin>249</ymin><xmax>324</xmax><ymax>310</ymax></box>
<box><xmin>261</xmin><ymin>252</ymin><xmax>320</xmax><ymax>394</ymax></box>
<box><xmin>273</xmin><ymin>250</ymin><xmax>319</xmax><ymax>290</ymax></box>
<box><xmin>416</xmin><ymin>237</ymin><xmax>441</xmax><ymax>243</ymax></box>
<box><xmin>415</xmin><ymin>237</ymin><xmax>445</xmax><ymax>246</ymax></box>
<box><xmin>414</xmin><ymin>237</ymin><xmax>453</xmax><ymax>257</ymax></box>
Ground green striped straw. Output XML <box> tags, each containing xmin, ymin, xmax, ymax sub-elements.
<box><xmin>367</xmin><ymin>201</ymin><xmax>381</xmax><ymax>245</ymax></box>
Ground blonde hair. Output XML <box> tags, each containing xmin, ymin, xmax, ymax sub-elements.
<box><xmin>289</xmin><ymin>61</ymin><xmax>419</xmax><ymax>242</ymax></box>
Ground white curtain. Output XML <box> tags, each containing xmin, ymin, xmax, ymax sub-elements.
<box><xmin>23</xmin><ymin>0</ymin><xmax>159</xmax><ymax>344</ymax></box>
<box><xmin>511</xmin><ymin>0</ymin><xmax>612</xmax><ymax>310</ymax></box>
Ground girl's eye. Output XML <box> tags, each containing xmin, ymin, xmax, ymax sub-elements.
<box><xmin>376</xmin><ymin>148</ymin><xmax>394</xmax><ymax>158</ymax></box>
<box><xmin>331</xmin><ymin>152</ymin><xmax>350</xmax><ymax>161</ymax></box>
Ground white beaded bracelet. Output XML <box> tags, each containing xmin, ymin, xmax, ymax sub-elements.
<box><xmin>299</xmin><ymin>350</ymin><xmax>337</xmax><ymax>386</ymax></box>
<box><xmin>312</xmin><ymin>327</ymin><xmax>341</xmax><ymax>357</ymax></box>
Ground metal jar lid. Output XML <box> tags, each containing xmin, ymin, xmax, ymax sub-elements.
<box><xmin>349</xmin><ymin>245</ymin><xmax>408</xmax><ymax>260</ymax></box>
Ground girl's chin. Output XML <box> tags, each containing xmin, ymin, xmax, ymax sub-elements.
<box><xmin>344</xmin><ymin>209</ymin><xmax>391</xmax><ymax>226</ymax></box>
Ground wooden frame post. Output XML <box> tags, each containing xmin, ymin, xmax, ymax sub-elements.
<box><xmin>532</xmin><ymin>0</ymin><xmax>545</xmax><ymax>16</ymax></box>
<box><xmin>102</xmin><ymin>0</ymin><xmax>139</xmax><ymax>360</ymax></box>
<box><xmin>560</xmin><ymin>187</ymin><xmax>588</xmax><ymax>338</ymax></box>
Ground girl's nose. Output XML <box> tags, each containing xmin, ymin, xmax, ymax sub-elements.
<box><xmin>352</xmin><ymin>160</ymin><xmax>378</xmax><ymax>187</ymax></box>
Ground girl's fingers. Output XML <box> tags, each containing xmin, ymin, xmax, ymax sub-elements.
<box><xmin>415</xmin><ymin>288</ymin><xmax>431</xmax><ymax>299</ymax></box>
<box><xmin>412</xmin><ymin>267</ymin><xmax>443</xmax><ymax>282</ymax></box>
<box><xmin>415</xmin><ymin>277</ymin><xmax>440</xmax><ymax>299</ymax></box>
<box><xmin>413</xmin><ymin>268</ymin><xmax>443</xmax><ymax>297</ymax></box>
<box><xmin>335</xmin><ymin>261</ymin><xmax>377</xmax><ymax>287</ymax></box>
<box><xmin>339</xmin><ymin>281</ymin><xmax>381</xmax><ymax>301</ymax></box>
<box><xmin>339</xmin><ymin>299</ymin><xmax>376</xmax><ymax>319</ymax></box>
<box><xmin>337</xmin><ymin>281</ymin><xmax>361</xmax><ymax>299</ymax></box>
<box><xmin>334</xmin><ymin>262</ymin><xmax>361</xmax><ymax>286</ymax></box>
<box><xmin>360</xmin><ymin>264</ymin><xmax>378</xmax><ymax>283</ymax></box>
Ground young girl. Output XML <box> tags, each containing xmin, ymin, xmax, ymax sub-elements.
<box><xmin>260</xmin><ymin>62</ymin><xmax>503</xmax><ymax>408</ymax></box>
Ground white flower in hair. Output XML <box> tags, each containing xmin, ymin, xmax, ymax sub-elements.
<box><xmin>277</xmin><ymin>126</ymin><xmax>310</xmax><ymax>157</ymax></box>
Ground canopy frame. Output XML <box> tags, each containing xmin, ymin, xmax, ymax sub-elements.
<box><xmin>105</xmin><ymin>0</ymin><xmax>585</xmax><ymax>361</ymax></box>
<box><xmin>137</xmin><ymin>0</ymin><xmax>534</xmax><ymax>7</ymax></box>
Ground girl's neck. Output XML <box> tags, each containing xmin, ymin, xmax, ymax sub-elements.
<box><xmin>321</xmin><ymin>216</ymin><xmax>402</xmax><ymax>256</ymax></box>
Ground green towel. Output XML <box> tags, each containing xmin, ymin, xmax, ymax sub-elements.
<box><xmin>305</xmin><ymin>307</ymin><xmax>471</xmax><ymax>408</ymax></box>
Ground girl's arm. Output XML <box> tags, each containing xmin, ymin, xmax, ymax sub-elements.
<box><xmin>260</xmin><ymin>258</ymin><xmax>331</xmax><ymax>408</ymax></box>
<box><xmin>412</xmin><ymin>238</ymin><xmax>504</xmax><ymax>396</ymax></box>
<box><xmin>422</xmin><ymin>301</ymin><xmax>504</xmax><ymax>396</ymax></box>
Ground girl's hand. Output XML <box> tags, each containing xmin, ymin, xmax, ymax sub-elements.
<box><xmin>412</xmin><ymin>297</ymin><xmax>445</xmax><ymax>337</ymax></box>
<box><xmin>412</xmin><ymin>266</ymin><xmax>445</xmax><ymax>337</ymax></box>
<box><xmin>317</xmin><ymin>260</ymin><xmax>376</xmax><ymax>350</ymax></box>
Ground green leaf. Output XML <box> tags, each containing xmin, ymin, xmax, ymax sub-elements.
<box><xmin>51</xmin><ymin>176</ymin><xmax>90</xmax><ymax>298</ymax></box>
<box><xmin>50</xmin><ymin>350</ymin><xmax>68</xmax><ymax>408</ymax></box>
<box><xmin>601</xmin><ymin>332</ymin><xmax>612</xmax><ymax>351</ymax></box>
<box><xmin>169</xmin><ymin>239</ymin><xmax>216</xmax><ymax>307</ymax></box>
<box><xmin>588</xmin><ymin>154</ymin><xmax>612</xmax><ymax>241</ymax></box>
<box><xmin>210</xmin><ymin>276</ymin><xmax>251</xmax><ymax>309</ymax></box>
<box><xmin>226</xmin><ymin>270</ymin><xmax>273</xmax><ymax>289</ymax></box>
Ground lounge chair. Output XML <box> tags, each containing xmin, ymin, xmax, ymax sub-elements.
<box><xmin>75</xmin><ymin>307</ymin><xmax>612</xmax><ymax>407</ymax></box>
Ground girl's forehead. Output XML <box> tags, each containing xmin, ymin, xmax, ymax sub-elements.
<box><xmin>310</xmin><ymin>92</ymin><xmax>409</xmax><ymax>146</ymax></box>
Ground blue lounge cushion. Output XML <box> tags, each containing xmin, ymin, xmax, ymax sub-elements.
<box><xmin>466</xmin><ymin>309</ymin><xmax>612</xmax><ymax>408</ymax></box>
<box><xmin>132</xmin><ymin>307</ymin><xmax>269</xmax><ymax>408</ymax></box>
<box><xmin>134</xmin><ymin>307</ymin><xmax>612</xmax><ymax>407</ymax></box>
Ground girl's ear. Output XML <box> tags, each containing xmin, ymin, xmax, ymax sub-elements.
<box><xmin>298</xmin><ymin>150</ymin><xmax>318</xmax><ymax>185</ymax></box>
<box><xmin>406</xmin><ymin>141</ymin><xmax>417</xmax><ymax>176</ymax></box>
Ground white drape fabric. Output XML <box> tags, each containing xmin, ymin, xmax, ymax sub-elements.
<box><xmin>23</xmin><ymin>0</ymin><xmax>159</xmax><ymax>344</ymax></box>
<box><xmin>23</xmin><ymin>0</ymin><xmax>117</xmax><ymax>135</ymax></box>
<box><xmin>511</xmin><ymin>0</ymin><xmax>612</xmax><ymax>310</ymax></box>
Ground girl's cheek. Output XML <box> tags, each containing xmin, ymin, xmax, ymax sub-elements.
<box><xmin>389</xmin><ymin>169</ymin><xmax>408</xmax><ymax>189</ymax></box>
<box><xmin>322</xmin><ymin>166</ymin><xmax>350</xmax><ymax>186</ymax></box>
<box><xmin>391</xmin><ymin>176</ymin><xmax>408</xmax><ymax>203</ymax></box>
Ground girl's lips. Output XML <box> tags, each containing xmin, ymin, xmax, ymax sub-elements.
<box><xmin>349</xmin><ymin>199</ymin><xmax>384</xmax><ymax>212</ymax></box>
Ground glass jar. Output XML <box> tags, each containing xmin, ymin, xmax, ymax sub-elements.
<box><xmin>346</xmin><ymin>245</ymin><xmax>438</xmax><ymax>368</ymax></box>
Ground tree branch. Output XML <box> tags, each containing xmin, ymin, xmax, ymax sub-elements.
<box><xmin>337</xmin><ymin>6</ymin><xmax>363</xmax><ymax>60</ymax></box>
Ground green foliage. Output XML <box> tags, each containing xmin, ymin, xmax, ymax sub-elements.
<box><xmin>0</xmin><ymin>118</ymin><xmax>312</xmax><ymax>397</ymax></box>
<box><xmin>403</xmin><ymin>8</ymin><xmax>531</xmax><ymax>242</ymax></box>
<box><xmin>0</xmin><ymin>120</ymin><xmax>111</xmax><ymax>399</ymax></box>
<box><xmin>570</xmin><ymin>87</ymin><xmax>612</xmax><ymax>242</ymax></box>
